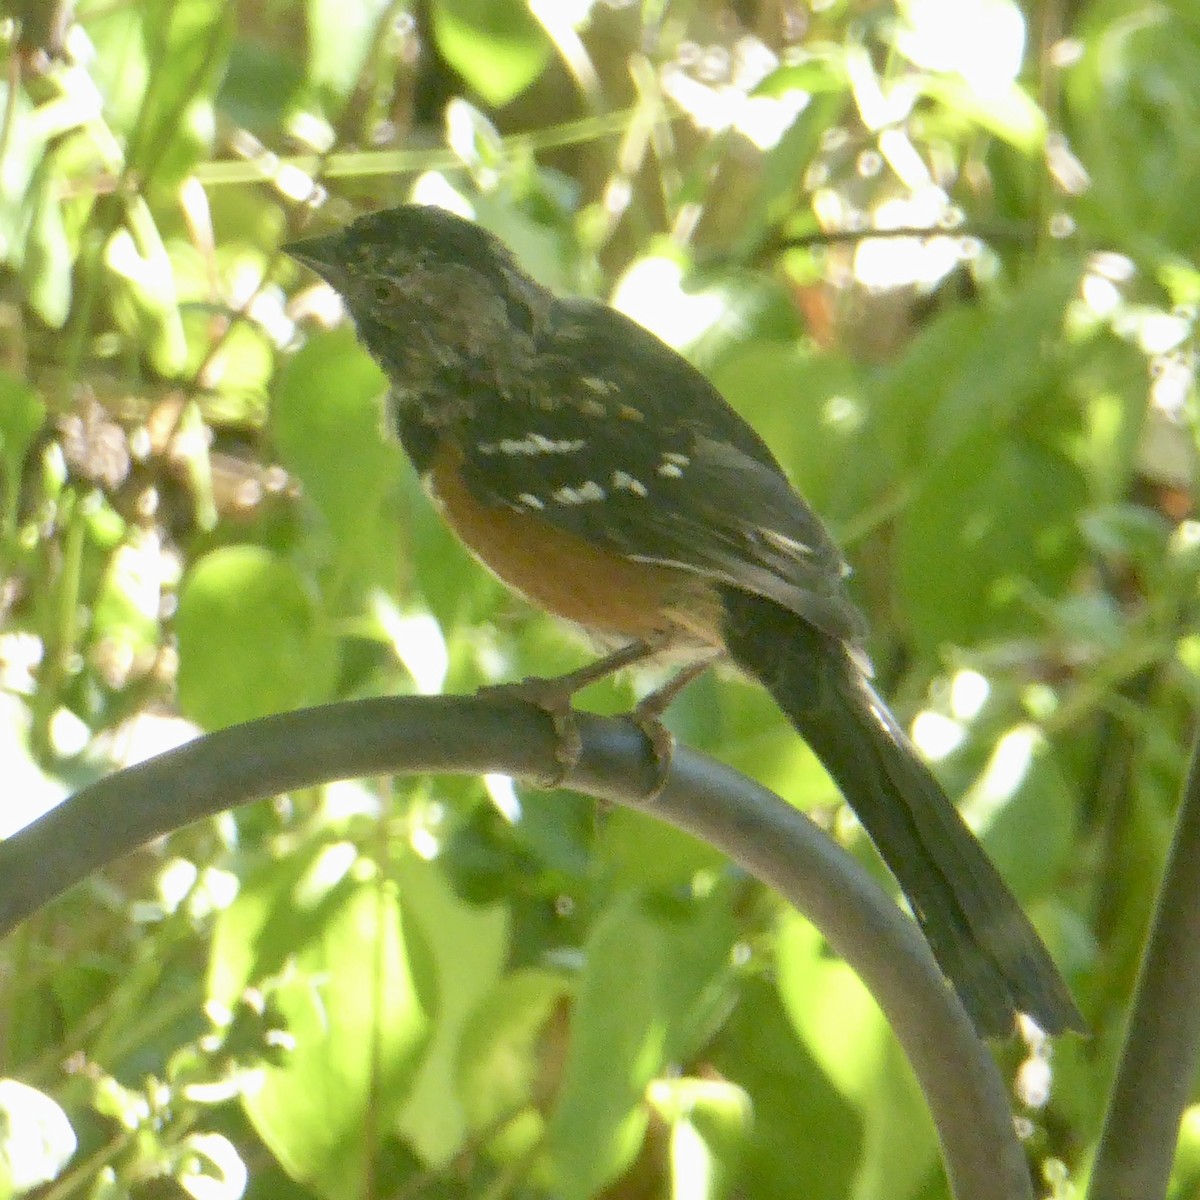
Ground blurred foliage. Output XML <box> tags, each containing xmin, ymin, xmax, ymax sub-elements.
<box><xmin>0</xmin><ymin>0</ymin><xmax>1198</xmax><ymax>1197</ymax></box>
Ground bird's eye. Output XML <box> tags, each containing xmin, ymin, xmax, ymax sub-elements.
<box><xmin>371</xmin><ymin>279</ymin><xmax>397</xmax><ymax>303</ymax></box>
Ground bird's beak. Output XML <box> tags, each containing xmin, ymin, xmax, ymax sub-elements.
<box><xmin>283</xmin><ymin>232</ymin><xmax>349</xmax><ymax>289</ymax></box>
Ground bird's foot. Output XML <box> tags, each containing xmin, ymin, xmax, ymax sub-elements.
<box><xmin>478</xmin><ymin>640</ymin><xmax>663</xmax><ymax>787</ymax></box>
<box><xmin>479</xmin><ymin>674</ymin><xmax>585</xmax><ymax>787</ymax></box>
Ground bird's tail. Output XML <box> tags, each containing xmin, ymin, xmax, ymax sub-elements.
<box><xmin>720</xmin><ymin>589</ymin><xmax>1084</xmax><ymax>1038</ymax></box>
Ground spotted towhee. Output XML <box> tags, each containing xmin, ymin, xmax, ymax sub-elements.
<box><xmin>286</xmin><ymin>203</ymin><xmax>1084</xmax><ymax>1039</ymax></box>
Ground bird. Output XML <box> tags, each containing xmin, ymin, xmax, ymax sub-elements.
<box><xmin>285</xmin><ymin>202</ymin><xmax>1084</xmax><ymax>1039</ymax></box>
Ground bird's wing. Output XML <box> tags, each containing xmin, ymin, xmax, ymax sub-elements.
<box><xmin>453</xmin><ymin>299</ymin><xmax>865</xmax><ymax>644</ymax></box>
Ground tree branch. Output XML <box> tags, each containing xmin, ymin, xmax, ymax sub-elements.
<box><xmin>0</xmin><ymin>694</ymin><xmax>1033</xmax><ymax>1200</ymax></box>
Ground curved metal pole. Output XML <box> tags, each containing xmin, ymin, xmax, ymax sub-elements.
<box><xmin>0</xmin><ymin>695</ymin><xmax>1033</xmax><ymax>1200</ymax></box>
<box><xmin>1089</xmin><ymin>732</ymin><xmax>1200</xmax><ymax>1200</ymax></box>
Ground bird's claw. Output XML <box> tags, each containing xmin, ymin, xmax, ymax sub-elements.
<box><xmin>629</xmin><ymin>706</ymin><xmax>675</xmax><ymax>799</ymax></box>
<box><xmin>479</xmin><ymin>676</ymin><xmax>583</xmax><ymax>787</ymax></box>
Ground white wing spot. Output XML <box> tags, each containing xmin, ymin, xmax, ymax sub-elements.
<box><xmin>553</xmin><ymin>481</ymin><xmax>606</xmax><ymax>505</ymax></box>
<box><xmin>534</xmin><ymin>433</ymin><xmax>586</xmax><ymax>453</ymax></box>
<box><xmin>656</xmin><ymin>462</ymin><xmax>684</xmax><ymax>479</ymax></box>
<box><xmin>662</xmin><ymin>451</ymin><xmax>690</xmax><ymax>466</ymax></box>
<box><xmin>761</xmin><ymin>528</ymin><xmax>813</xmax><ymax>556</ymax></box>
<box><xmin>611</xmin><ymin>470</ymin><xmax>649</xmax><ymax>497</ymax></box>
<box><xmin>517</xmin><ymin>492</ymin><xmax>546</xmax><ymax>510</ymax></box>
<box><xmin>492</xmin><ymin>433</ymin><xmax>587</xmax><ymax>456</ymax></box>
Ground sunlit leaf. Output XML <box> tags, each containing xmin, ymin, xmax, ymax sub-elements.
<box><xmin>305</xmin><ymin>0</ymin><xmax>392</xmax><ymax>107</ymax></box>
<box><xmin>960</xmin><ymin>724</ymin><xmax>1077</xmax><ymax>901</ymax></box>
<box><xmin>133</xmin><ymin>0</ymin><xmax>232</xmax><ymax>184</ymax></box>
<box><xmin>271</xmin><ymin>326</ymin><xmax>402</xmax><ymax>590</ymax></box>
<box><xmin>708</xmin><ymin>975</ymin><xmax>861</xmax><ymax>1197</ymax></box>
<box><xmin>22</xmin><ymin>176</ymin><xmax>73</xmax><ymax>327</ymax></box>
<box><xmin>456</xmin><ymin>967</ymin><xmax>569</xmax><ymax>1152</ymax></box>
<box><xmin>210</xmin><ymin>851</ymin><xmax>429</xmax><ymax>1199</ymax></box>
<box><xmin>775</xmin><ymin>915</ymin><xmax>937</xmax><ymax>1200</ymax></box>
<box><xmin>650</xmin><ymin>1077</ymin><xmax>751</xmax><ymax>1200</ymax></box>
<box><xmin>105</xmin><ymin>206</ymin><xmax>188</xmax><ymax>376</ymax></box>
<box><xmin>0</xmin><ymin>372</ymin><xmax>46</xmax><ymax>529</ymax></box>
<box><xmin>395</xmin><ymin>855</ymin><xmax>509</xmax><ymax>1165</ymax></box>
<box><xmin>431</xmin><ymin>0</ymin><xmax>553</xmax><ymax>108</ymax></box>
<box><xmin>545</xmin><ymin>897</ymin><xmax>659</xmax><ymax>1200</ymax></box>
<box><xmin>546</xmin><ymin>893</ymin><xmax>737</xmax><ymax>1200</ymax></box>
<box><xmin>0</xmin><ymin>1079</ymin><xmax>76</xmax><ymax>1193</ymax></box>
<box><xmin>173</xmin><ymin>1132</ymin><xmax>247</xmax><ymax>1200</ymax></box>
<box><xmin>176</xmin><ymin>545</ymin><xmax>336</xmax><ymax>728</ymax></box>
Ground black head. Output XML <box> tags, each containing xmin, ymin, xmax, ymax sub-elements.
<box><xmin>286</xmin><ymin>205</ymin><xmax>508</xmax><ymax>283</ymax></box>
<box><xmin>284</xmin><ymin>204</ymin><xmax>548</xmax><ymax>346</ymax></box>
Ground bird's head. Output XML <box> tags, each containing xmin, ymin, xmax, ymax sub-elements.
<box><xmin>285</xmin><ymin>204</ymin><xmax>549</xmax><ymax>380</ymax></box>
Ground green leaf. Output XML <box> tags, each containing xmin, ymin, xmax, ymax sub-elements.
<box><xmin>472</xmin><ymin>192</ymin><xmax>578</xmax><ymax>292</ymax></box>
<box><xmin>210</xmin><ymin>849</ymin><xmax>429</xmax><ymax>1198</ymax></box>
<box><xmin>850</xmin><ymin>1041</ymin><xmax>940</xmax><ymax>1200</ymax></box>
<box><xmin>546</xmin><ymin>897</ymin><xmax>660</xmax><ymax>1200</ymax></box>
<box><xmin>875</xmin><ymin>265</ymin><xmax>1081</xmax><ymax>468</ymax></box>
<box><xmin>672</xmin><ymin>672</ymin><xmax>837</xmax><ymax>813</ymax></box>
<box><xmin>709</xmin><ymin>344</ymin><xmax>879</xmax><ymax>527</ymax></box>
<box><xmin>870</xmin><ymin>306</ymin><xmax>985</xmax><ymax>468</ymax></box>
<box><xmin>1169</xmin><ymin>1105</ymin><xmax>1200</xmax><ymax>1200</ymax></box>
<box><xmin>80</xmin><ymin>3</ymin><xmax>150</xmax><ymax>139</ymax></box>
<box><xmin>775</xmin><ymin>914</ymin><xmax>887</xmax><ymax>1101</ymax></box>
<box><xmin>0</xmin><ymin>83</ymin><xmax>84</xmax><ymax>321</ymax></box>
<box><xmin>272</xmin><ymin>326</ymin><xmax>402</xmax><ymax>592</ymax></box>
<box><xmin>775</xmin><ymin>915</ymin><xmax>937</xmax><ymax>1200</ymax></box>
<box><xmin>182</xmin><ymin>315</ymin><xmax>274</xmax><ymax>415</ymax></box>
<box><xmin>707</xmin><ymin>975</ymin><xmax>860</xmax><ymax>1200</ymax></box>
<box><xmin>546</xmin><ymin>893</ymin><xmax>737</xmax><ymax>1199</ymax></box>
<box><xmin>919</xmin><ymin>73</ymin><xmax>1046</xmax><ymax>153</ymax></box>
<box><xmin>209</xmin><ymin>843</ymin><xmax>331</xmax><ymax>1008</ymax></box>
<box><xmin>456</xmin><ymin>967</ymin><xmax>569</xmax><ymax>1152</ymax></box>
<box><xmin>176</xmin><ymin>545</ymin><xmax>336</xmax><ymax>728</ymax></box>
<box><xmin>1067</xmin><ymin>0</ymin><xmax>1200</xmax><ymax>257</ymax></box>
<box><xmin>0</xmin><ymin>372</ymin><xmax>46</xmax><ymax>534</ymax></box>
<box><xmin>133</xmin><ymin>0</ymin><xmax>232</xmax><ymax>186</ymax></box>
<box><xmin>105</xmin><ymin>202</ymin><xmax>188</xmax><ymax>376</ymax></box>
<box><xmin>896</xmin><ymin>436</ymin><xmax>1087</xmax><ymax>651</ymax></box>
<box><xmin>90</xmin><ymin>533</ymin><xmax>164</xmax><ymax>666</ymax></box>
<box><xmin>650</xmin><ymin>1077</ymin><xmax>752</xmax><ymax>1200</ymax></box>
<box><xmin>599</xmin><ymin>808</ymin><xmax>727</xmax><ymax>893</ymax></box>
<box><xmin>431</xmin><ymin>0</ymin><xmax>553</xmax><ymax>108</ymax></box>
<box><xmin>394</xmin><ymin>855</ymin><xmax>509</xmax><ymax>1165</ymax></box>
<box><xmin>305</xmin><ymin>0</ymin><xmax>392</xmax><ymax>107</ymax></box>
<box><xmin>22</xmin><ymin>173</ymin><xmax>72</xmax><ymax>327</ymax></box>
<box><xmin>961</xmin><ymin>724</ymin><xmax>1078</xmax><ymax>901</ymax></box>
<box><xmin>217</xmin><ymin>38</ymin><xmax>307</xmax><ymax>130</ymax></box>
<box><xmin>0</xmin><ymin>86</ymin><xmax>36</xmax><ymax>254</ymax></box>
